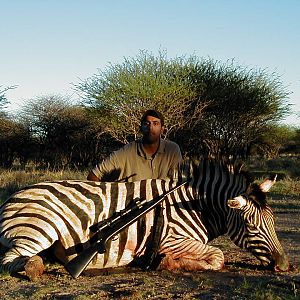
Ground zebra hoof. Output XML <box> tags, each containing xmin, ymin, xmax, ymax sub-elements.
<box><xmin>24</xmin><ymin>255</ymin><xmax>45</xmax><ymax>281</ymax></box>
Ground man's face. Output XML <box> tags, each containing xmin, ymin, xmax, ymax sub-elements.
<box><xmin>141</xmin><ymin>115</ymin><xmax>164</xmax><ymax>144</ymax></box>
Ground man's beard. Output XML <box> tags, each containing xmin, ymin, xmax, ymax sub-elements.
<box><xmin>143</xmin><ymin>133</ymin><xmax>159</xmax><ymax>144</ymax></box>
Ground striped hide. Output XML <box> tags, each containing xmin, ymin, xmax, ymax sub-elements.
<box><xmin>0</xmin><ymin>159</ymin><xmax>289</xmax><ymax>279</ymax></box>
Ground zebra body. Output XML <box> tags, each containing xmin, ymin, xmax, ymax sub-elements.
<box><xmin>0</xmin><ymin>179</ymin><xmax>167</xmax><ymax>271</ymax></box>
<box><xmin>0</xmin><ymin>160</ymin><xmax>289</xmax><ymax>278</ymax></box>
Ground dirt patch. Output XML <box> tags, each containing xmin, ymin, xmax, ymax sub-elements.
<box><xmin>0</xmin><ymin>198</ymin><xmax>299</xmax><ymax>300</ymax></box>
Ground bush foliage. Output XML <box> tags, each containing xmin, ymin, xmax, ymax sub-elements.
<box><xmin>0</xmin><ymin>51</ymin><xmax>296</xmax><ymax>169</ymax></box>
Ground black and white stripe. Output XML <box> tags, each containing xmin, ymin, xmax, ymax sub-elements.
<box><xmin>0</xmin><ymin>159</ymin><xmax>288</xmax><ymax>274</ymax></box>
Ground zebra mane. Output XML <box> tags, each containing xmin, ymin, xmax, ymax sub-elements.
<box><xmin>177</xmin><ymin>158</ymin><xmax>271</xmax><ymax>209</ymax></box>
<box><xmin>248</xmin><ymin>182</ymin><xmax>268</xmax><ymax>208</ymax></box>
<box><xmin>178</xmin><ymin>157</ymin><xmax>252</xmax><ymax>186</ymax></box>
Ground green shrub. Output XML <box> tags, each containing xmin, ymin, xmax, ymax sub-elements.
<box><xmin>246</xmin><ymin>156</ymin><xmax>300</xmax><ymax>179</ymax></box>
<box><xmin>266</xmin><ymin>157</ymin><xmax>300</xmax><ymax>178</ymax></box>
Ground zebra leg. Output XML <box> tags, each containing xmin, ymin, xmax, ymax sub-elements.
<box><xmin>0</xmin><ymin>247</ymin><xmax>29</xmax><ymax>273</ymax></box>
<box><xmin>0</xmin><ymin>247</ymin><xmax>45</xmax><ymax>280</ymax></box>
<box><xmin>159</xmin><ymin>244</ymin><xmax>224</xmax><ymax>271</ymax></box>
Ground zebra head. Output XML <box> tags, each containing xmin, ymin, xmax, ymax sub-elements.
<box><xmin>227</xmin><ymin>175</ymin><xmax>289</xmax><ymax>272</ymax></box>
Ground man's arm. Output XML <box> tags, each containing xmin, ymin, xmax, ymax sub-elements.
<box><xmin>166</xmin><ymin>142</ymin><xmax>183</xmax><ymax>179</ymax></box>
<box><xmin>87</xmin><ymin>171</ymin><xmax>100</xmax><ymax>181</ymax></box>
<box><xmin>87</xmin><ymin>147</ymin><xmax>126</xmax><ymax>182</ymax></box>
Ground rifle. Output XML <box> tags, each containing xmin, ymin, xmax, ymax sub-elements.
<box><xmin>65</xmin><ymin>181</ymin><xmax>187</xmax><ymax>278</ymax></box>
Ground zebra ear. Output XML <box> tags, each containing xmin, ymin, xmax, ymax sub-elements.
<box><xmin>259</xmin><ymin>175</ymin><xmax>277</xmax><ymax>193</ymax></box>
<box><xmin>228</xmin><ymin>196</ymin><xmax>247</xmax><ymax>209</ymax></box>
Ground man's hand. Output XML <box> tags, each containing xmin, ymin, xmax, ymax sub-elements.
<box><xmin>87</xmin><ymin>171</ymin><xmax>100</xmax><ymax>181</ymax></box>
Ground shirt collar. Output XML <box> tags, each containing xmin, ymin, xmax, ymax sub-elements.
<box><xmin>136</xmin><ymin>138</ymin><xmax>165</xmax><ymax>158</ymax></box>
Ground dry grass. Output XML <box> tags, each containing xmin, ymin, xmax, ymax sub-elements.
<box><xmin>0</xmin><ymin>167</ymin><xmax>299</xmax><ymax>299</ymax></box>
<box><xmin>0</xmin><ymin>169</ymin><xmax>85</xmax><ymax>202</ymax></box>
<box><xmin>270</xmin><ymin>176</ymin><xmax>300</xmax><ymax>197</ymax></box>
<box><xmin>1</xmin><ymin>168</ymin><xmax>300</xmax><ymax>203</ymax></box>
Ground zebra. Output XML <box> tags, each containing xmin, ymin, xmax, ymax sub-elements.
<box><xmin>0</xmin><ymin>159</ymin><xmax>289</xmax><ymax>280</ymax></box>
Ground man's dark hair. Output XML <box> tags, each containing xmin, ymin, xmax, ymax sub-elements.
<box><xmin>140</xmin><ymin>110</ymin><xmax>164</xmax><ymax>126</ymax></box>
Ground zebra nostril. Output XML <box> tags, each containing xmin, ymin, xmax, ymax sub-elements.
<box><xmin>227</xmin><ymin>196</ymin><xmax>247</xmax><ymax>209</ymax></box>
<box><xmin>274</xmin><ymin>262</ymin><xmax>289</xmax><ymax>272</ymax></box>
<box><xmin>272</xmin><ymin>253</ymin><xmax>289</xmax><ymax>272</ymax></box>
<box><xmin>274</xmin><ymin>264</ymin><xmax>290</xmax><ymax>272</ymax></box>
<box><xmin>274</xmin><ymin>265</ymin><xmax>281</xmax><ymax>272</ymax></box>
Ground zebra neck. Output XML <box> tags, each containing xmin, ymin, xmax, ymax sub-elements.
<box><xmin>196</xmin><ymin>192</ymin><xmax>230</xmax><ymax>241</ymax></box>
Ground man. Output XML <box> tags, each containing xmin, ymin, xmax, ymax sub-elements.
<box><xmin>87</xmin><ymin>110</ymin><xmax>182</xmax><ymax>182</ymax></box>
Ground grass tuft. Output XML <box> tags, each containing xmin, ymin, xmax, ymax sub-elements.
<box><xmin>0</xmin><ymin>169</ymin><xmax>86</xmax><ymax>203</ymax></box>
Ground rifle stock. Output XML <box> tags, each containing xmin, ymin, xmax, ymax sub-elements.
<box><xmin>65</xmin><ymin>241</ymin><xmax>106</xmax><ymax>279</ymax></box>
<box><xmin>65</xmin><ymin>181</ymin><xmax>186</xmax><ymax>278</ymax></box>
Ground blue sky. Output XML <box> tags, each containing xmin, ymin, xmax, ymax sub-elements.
<box><xmin>1</xmin><ymin>0</ymin><xmax>299</xmax><ymax>125</ymax></box>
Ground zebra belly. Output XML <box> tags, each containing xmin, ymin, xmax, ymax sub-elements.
<box><xmin>86</xmin><ymin>240</ymin><xmax>136</xmax><ymax>269</ymax></box>
<box><xmin>85</xmin><ymin>218</ymin><xmax>154</xmax><ymax>270</ymax></box>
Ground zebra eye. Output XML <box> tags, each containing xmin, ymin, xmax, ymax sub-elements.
<box><xmin>240</xmin><ymin>193</ymin><xmax>248</xmax><ymax>200</ymax></box>
<box><xmin>247</xmin><ymin>223</ymin><xmax>257</xmax><ymax>231</ymax></box>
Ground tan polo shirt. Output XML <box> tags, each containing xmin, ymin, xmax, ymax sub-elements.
<box><xmin>92</xmin><ymin>139</ymin><xmax>182</xmax><ymax>182</ymax></box>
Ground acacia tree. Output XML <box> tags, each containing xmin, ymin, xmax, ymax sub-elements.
<box><xmin>50</xmin><ymin>105</ymin><xmax>113</xmax><ymax>168</ymax></box>
<box><xmin>258</xmin><ymin>125</ymin><xmax>300</xmax><ymax>157</ymax></box>
<box><xmin>18</xmin><ymin>95</ymin><xmax>64</xmax><ymax>167</ymax></box>
<box><xmin>0</xmin><ymin>116</ymin><xmax>31</xmax><ymax>167</ymax></box>
<box><xmin>0</xmin><ymin>85</ymin><xmax>17</xmax><ymax>116</ymax></box>
<box><xmin>17</xmin><ymin>94</ymin><xmax>110</xmax><ymax>168</ymax></box>
<box><xmin>77</xmin><ymin>52</ymin><xmax>290</xmax><ymax>158</ymax></box>
<box><xmin>76</xmin><ymin>51</ymin><xmax>209</xmax><ymax>144</ymax></box>
<box><xmin>0</xmin><ymin>85</ymin><xmax>30</xmax><ymax>167</ymax></box>
<box><xmin>0</xmin><ymin>86</ymin><xmax>9</xmax><ymax>111</ymax></box>
<box><xmin>180</xmin><ymin>59</ymin><xmax>291</xmax><ymax>158</ymax></box>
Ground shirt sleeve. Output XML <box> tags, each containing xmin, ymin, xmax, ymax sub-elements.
<box><xmin>92</xmin><ymin>149</ymin><xmax>123</xmax><ymax>181</ymax></box>
<box><xmin>167</xmin><ymin>142</ymin><xmax>183</xmax><ymax>179</ymax></box>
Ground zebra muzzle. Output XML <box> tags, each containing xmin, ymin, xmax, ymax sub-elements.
<box><xmin>273</xmin><ymin>252</ymin><xmax>289</xmax><ymax>272</ymax></box>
